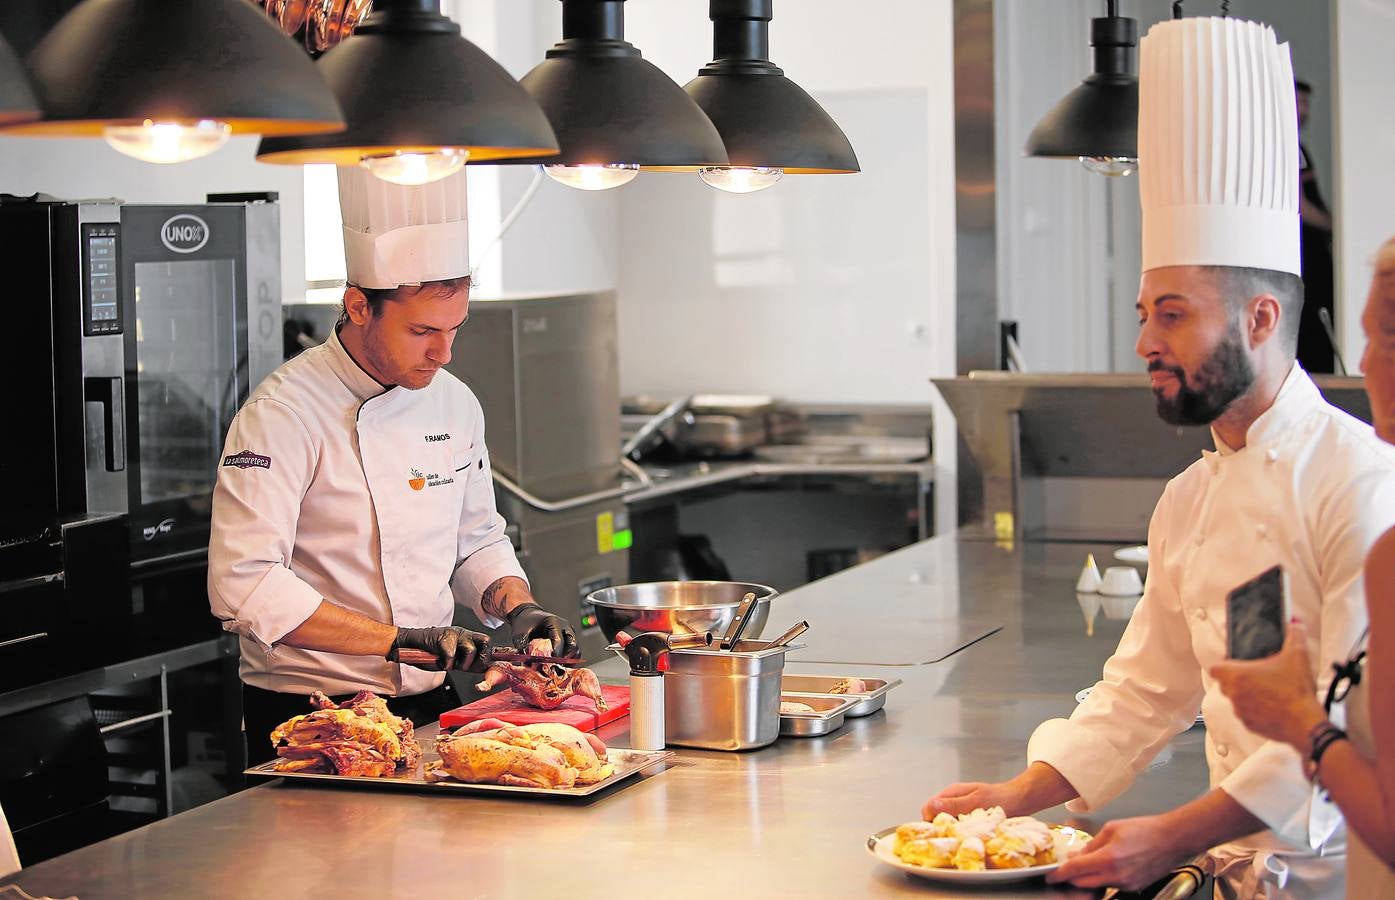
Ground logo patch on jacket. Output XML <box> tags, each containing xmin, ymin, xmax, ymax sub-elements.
<box><xmin>223</xmin><ymin>450</ymin><xmax>271</xmax><ymax>470</ymax></box>
<box><xmin>408</xmin><ymin>466</ymin><xmax>454</xmax><ymax>490</ymax></box>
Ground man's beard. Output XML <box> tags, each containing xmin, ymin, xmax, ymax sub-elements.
<box><xmin>1149</xmin><ymin>330</ymin><xmax>1255</xmax><ymax>426</ymax></box>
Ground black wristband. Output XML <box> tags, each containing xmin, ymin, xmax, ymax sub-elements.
<box><xmin>1305</xmin><ymin>721</ymin><xmax>1347</xmax><ymax>783</ymax></box>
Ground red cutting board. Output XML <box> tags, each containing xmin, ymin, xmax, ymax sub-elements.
<box><xmin>439</xmin><ymin>685</ymin><xmax>630</xmax><ymax>733</ymax></box>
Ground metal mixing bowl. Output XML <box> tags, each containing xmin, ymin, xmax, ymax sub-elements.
<box><xmin>586</xmin><ymin>581</ymin><xmax>777</xmax><ymax>643</ymax></box>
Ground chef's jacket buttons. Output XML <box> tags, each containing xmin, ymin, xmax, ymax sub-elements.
<box><xmin>1266</xmin><ymin>448</ymin><xmax>1279</xmax><ymax>463</ymax></box>
<box><xmin>1216</xmin><ymin>743</ymin><xmax>1229</xmax><ymax>757</ymax></box>
<box><xmin>1194</xmin><ymin>608</ymin><xmax>1207</xmax><ymax>622</ymax></box>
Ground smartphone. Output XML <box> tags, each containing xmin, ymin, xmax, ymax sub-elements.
<box><xmin>1226</xmin><ymin>565</ymin><xmax>1289</xmax><ymax>660</ymax></box>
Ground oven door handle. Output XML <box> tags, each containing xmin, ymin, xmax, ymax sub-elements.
<box><xmin>85</xmin><ymin>375</ymin><xmax>125</xmax><ymax>472</ymax></box>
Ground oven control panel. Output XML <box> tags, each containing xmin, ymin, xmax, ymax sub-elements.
<box><xmin>82</xmin><ymin>223</ymin><xmax>121</xmax><ymax>335</ymax></box>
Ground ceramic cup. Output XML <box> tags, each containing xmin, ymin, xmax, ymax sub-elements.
<box><xmin>1100</xmin><ymin>565</ymin><xmax>1144</xmax><ymax>597</ymax></box>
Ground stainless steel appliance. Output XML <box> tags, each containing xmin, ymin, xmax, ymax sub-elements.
<box><xmin>445</xmin><ymin>292</ymin><xmax>630</xmax><ymax>660</ymax></box>
<box><xmin>120</xmin><ymin>197</ymin><xmax>282</xmax><ymax>568</ymax></box>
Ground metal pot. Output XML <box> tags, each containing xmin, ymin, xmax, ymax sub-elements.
<box><xmin>586</xmin><ymin>581</ymin><xmax>777</xmax><ymax>644</ymax></box>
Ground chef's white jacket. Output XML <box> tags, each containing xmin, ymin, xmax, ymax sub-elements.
<box><xmin>1028</xmin><ymin>365</ymin><xmax>1395</xmax><ymax>898</ymax></box>
<box><xmin>208</xmin><ymin>328</ymin><xmax>527</xmax><ymax>697</ymax></box>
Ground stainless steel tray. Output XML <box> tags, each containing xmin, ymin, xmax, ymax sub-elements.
<box><xmin>246</xmin><ymin>746</ymin><xmax>674</xmax><ymax>799</ymax></box>
<box><xmin>779</xmin><ymin>694</ymin><xmax>857</xmax><ymax>737</ymax></box>
<box><xmin>780</xmin><ymin>675</ymin><xmax>902</xmax><ymax>717</ymax></box>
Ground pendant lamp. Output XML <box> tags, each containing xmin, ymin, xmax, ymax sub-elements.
<box><xmin>258</xmin><ymin>0</ymin><xmax>559</xmax><ymax>185</ymax></box>
<box><xmin>0</xmin><ymin>32</ymin><xmax>39</xmax><ymax>126</ymax></box>
<box><xmin>4</xmin><ymin>0</ymin><xmax>344</xmax><ymax>164</ymax></box>
<box><xmin>1024</xmin><ymin>0</ymin><xmax>1138</xmax><ymax>177</ymax></box>
<box><xmin>675</xmin><ymin>0</ymin><xmax>858</xmax><ymax>193</ymax></box>
<box><xmin>501</xmin><ymin>0</ymin><xmax>729</xmax><ymax>191</ymax></box>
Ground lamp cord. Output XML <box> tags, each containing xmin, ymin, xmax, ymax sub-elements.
<box><xmin>469</xmin><ymin>167</ymin><xmax>545</xmax><ymax>283</ymax></box>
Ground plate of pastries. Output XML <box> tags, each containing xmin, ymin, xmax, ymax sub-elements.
<box><xmin>867</xmin><ymin>806</ymin><xmax>1092</xmax><ymax>884</ymax></box>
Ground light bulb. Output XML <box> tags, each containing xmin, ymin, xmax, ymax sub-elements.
<box><xmin>103</xmin><ymin>120</ymin><xmax>232</xmax><ymax>164</ymax></box>
<box><xmin>543</xmin><ymin>164</ymin><xmax>640</xmax><ymax>191</ymax></box>
<box><xmin>1080</xmin><ymin>156</ymin><xmax>1138</xmax><ymax>177</ymax></box>
<box><xmin>361</xmin><ymin>149</ymin><xmax>469</xmax><ymax>186</ymax></box>
<box><xmin>699</xmin><ymin>166</ymin><xmax>784</xmax><ymax>193</ymax></box>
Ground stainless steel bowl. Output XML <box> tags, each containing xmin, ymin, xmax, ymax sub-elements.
<box><xmin>586</xmin><ymin>581</ymin><xmax>777</xmax><ymax>643</ymax></box>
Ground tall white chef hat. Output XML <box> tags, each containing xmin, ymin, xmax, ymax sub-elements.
<box><xmin>1139</xmin><ymin>17</ymin><xmax>1300</xmax><ymax>276</ymax></box>
<box><xmin>337</xmin><ymin>166</ymin><xmax>470</xmax><ymax>290</ymax></box>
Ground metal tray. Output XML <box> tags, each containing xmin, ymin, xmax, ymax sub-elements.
<box><xmin>780</xmin><ymin>675</ymin><xmax>902</xmax><ymax>717</ymax></box>
<box><xmin>246</xmin><ymin>746</ymin><xmax>674</xmax><ymax>799</ymax></box>
<box><xmin>779</xmin><ymin>694</ymin><xmax>857</xmax><ymax>737</ymax></box>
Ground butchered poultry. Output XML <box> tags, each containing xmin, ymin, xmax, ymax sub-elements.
<box><xmin>474</xmin><ymin>662</ymin><xmax>608</xmax><ymax>711</ymax></box>
<box><xmin>429</xmin><ymin>718</ymin><xmax>614</xmax><ymax>788</ymax></box>
<box><xmin>270</xmin><ymin>691</ymin><xmax>421</xmax><ymax>776</ymax></box>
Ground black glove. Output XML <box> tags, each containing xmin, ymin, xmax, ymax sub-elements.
<box><xmin>387</xmin><ymin>626</ymin><xmax>492</xmax><ymax>673</ymax></box>
<box><xmin>505</xmin><ymin>603</ymin><xmax>579</xmax><ymax>658</ymax></box>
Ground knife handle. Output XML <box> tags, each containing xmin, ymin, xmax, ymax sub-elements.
<box><xmin>395</xmin><ymin>649</ymin><xmax>441</xmax><ymax>667</ymax></box>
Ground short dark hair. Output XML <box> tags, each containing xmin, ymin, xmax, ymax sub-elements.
<box><xmin>1295</xmin><ymin>79</ymin><xmax>1313</xmax><ymax>95</ymax></box>
<box><xmin>338</xmin><ymin>275</ymin><xmax>471</xmax><ymax>325</ymax></box>
<box><xmin>1200</xmin><ymin>265</ymin><xmax>1304</xmax><ymax>355</ymax></box>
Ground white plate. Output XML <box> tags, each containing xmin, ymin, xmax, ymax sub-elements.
<box><xmin>1114</xmin><ymin>545</ymin><xmax>1149</xmax><ymax>564</ymax></box>
<box><xmin>1076</xmin><ymin>686</ymin><xmax>1203</xmax><ymax>726</ymax></box>
<box><xmin>866</xmin><ymin>826</ymin><xmax>1091</xmax><ymax>885</ymax></box>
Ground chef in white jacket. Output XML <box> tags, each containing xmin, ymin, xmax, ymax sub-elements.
<box><xmin>208</xmin><ymin>167</ymin><xmax>576</xmax><ymax>763</ymax></box>
<box><xmin>922</xmin><ymin>17</ymin><xmax>1395</xmax><ymax>898</ymax></box>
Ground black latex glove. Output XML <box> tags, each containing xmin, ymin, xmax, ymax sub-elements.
<box><xmin>387</xmin><ymin>626</ymin><xmax>492</xmax><ymax>673</ymax></box>
<box><xmin>505</xmin><ymin>603</ymin><xmax>579</xmax><ymax>658</ymax></box>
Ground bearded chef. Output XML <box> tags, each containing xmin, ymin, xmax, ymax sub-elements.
<box><xmin>208</xmin><ymin>167</ymin><xmax>576</xmax><ymax>764</ymax></box>
<box><xmin>922</xmin><ymin>17</ymin><xmax>1395</xmax><ymax>899</ymax></box>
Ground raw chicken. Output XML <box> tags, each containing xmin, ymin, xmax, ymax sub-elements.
<box><xmin>449</xmin><ymin>719</ymin><xmax>613</xmax><ymax>784</ymax></box>
<box><xmin>475</xmin><ymin>662</ymin><xmax>608</xmax><ymax>712</ymax></box>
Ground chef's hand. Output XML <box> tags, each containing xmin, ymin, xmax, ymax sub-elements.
<box><xmin>506</xmin><ymin>603</ymin><xmax>579</xmax><ymax>658</ymax></box>
<box><xmin>388</xmin><ymin>626</ymin><xmax>492</xmax><ymax>673</ymax></box>
<box><xmin>922</xmin><ymin>762</ymin><xmax>1077</xmax><ymax>821</ymax></box>
<box><xmin>1046</xmin><ymin>815</ymin><xmax>1184</xmax><ymax>891</ymax></box>
<box><xmin>1210</xmin><ymin>620</ymin><xmax>1326</xmax><ymax>750</ymax></box>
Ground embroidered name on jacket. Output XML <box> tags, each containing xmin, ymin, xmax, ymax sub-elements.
<box><xmin>424</xmin><ymin>433</ymin><xmax>451</xmax><ymax>442</ymax></box>
<box><xmin>223</xmin><ymin>450</ymin><xmax>272</xmax><ymax>470</ymax></box>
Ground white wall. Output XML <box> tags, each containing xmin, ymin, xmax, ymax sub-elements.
<box><xmin>1333</xmin><ymin>0</ymin><xmax>1395</xmax><ymax>365</ymax></box>
<box><xmin>0</xmin><ymin>135</ymin><xmax>306</xmax><ymax>303</ymax></box>
<box><xmin>613</xmin><ymin>0</ymin><xmax>956</xmax><ymax>404</ymax></box>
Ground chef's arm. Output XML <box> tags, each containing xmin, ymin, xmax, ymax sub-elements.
<box><xmin>478</xmin><ymin>576</ymin><xmax>536</xmax><ymax>622</ymax></box>
<box><xmin>279</xmin><ymin>600</ymin><xmax>395</xmax><ymax>656</ymax></box>
<box><xmin>1154</xmin><ymin>789</ymin><xmax>1266</xmax><ymax>859</ymax></box>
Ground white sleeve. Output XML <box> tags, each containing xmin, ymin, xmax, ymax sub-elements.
<box><xmin>1220</xmin><ymin>464</ymin><xmax>1395</xmax><ymax>846</ymax></box>
<box><xmin>1028</xmin><ymin>485</ymin><xmax>1205</xmax><ymax>811</ymax></box>
<box><xmin>449</xmin><ymin>401</ymin><xmax>527</xmax><ymax>629</ymax></box>
<box><xmin>207</xmin><ymin>399</ymin><xmax>324</xmax><ymax>650</ymax></box>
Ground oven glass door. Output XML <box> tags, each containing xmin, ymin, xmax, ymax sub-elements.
<box><xmin>133</xmin><ymin>259</ymin><xmax>239</xmax><ymax>507</ymax></box>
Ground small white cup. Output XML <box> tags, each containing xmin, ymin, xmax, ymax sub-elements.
<box><xmin>1100</xmin><ymin>565</ymin><xmax>1144</xmax><ymax>597</ymax></box>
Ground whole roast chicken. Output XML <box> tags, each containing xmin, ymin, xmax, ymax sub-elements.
<box><xmin>475</xmin><ymin>661</ymin><xmax>608</xmax><ymax>712</ymax></box>
<box><xmin>429</xmin><ymin>718</ymin><xmax>614</xmax><ymax>789</ymax></box>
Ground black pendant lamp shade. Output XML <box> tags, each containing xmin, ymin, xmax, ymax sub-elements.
<box><xmin>5</xmin><ymin>0</ymin><xmax>343</xmax><ymax>137</ymax></box>
<box><xmin>1024</xmin><ymin>1</ymin><xmax>1138</xmax><ymax>162</ymax></box>
<box><xmin>258</xmin><ymin>0</ymin><xmax>559</xmax><ymax>165</ymax></box>
<box><xmin>502</xmin><ymin>0</ymin><xmax>728</xmax><ymax>169</ymax></box>
<box><xmin>673</xmin><ymin>0</ymin><xmax>858</xmax><ymax>174</ymax></box>
<box><xmin>0</xmin><ymin>32</ymin><xmax>39</xmax><ymax>125</ymax></box>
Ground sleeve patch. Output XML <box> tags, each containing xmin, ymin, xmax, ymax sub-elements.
<box><xmin>223</xmin><ymin>450</ymin><xmax>272</xmax><ymax>470</ymax></box>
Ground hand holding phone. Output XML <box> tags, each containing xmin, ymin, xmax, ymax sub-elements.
<box><xmin>1226</xmin><ymin>564</ymin><xmax>1289</xmax><ymax>660</ymax></box>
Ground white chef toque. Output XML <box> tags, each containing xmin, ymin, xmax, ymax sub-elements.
<box><xmin>337</xmin><ymin>166</ymin><xmax>470</xmax><ymax>290</ymax></box>
<box><xmin>1139</xmin><ymin>17</ymin><xmax>1300</xmax><ymax>276</ymax></box>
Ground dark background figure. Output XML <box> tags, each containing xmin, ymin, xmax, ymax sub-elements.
<box><xmin>1296</xmin><ymin>79</ymin><xmax>1337</xmax><ymax>373</ymax></box>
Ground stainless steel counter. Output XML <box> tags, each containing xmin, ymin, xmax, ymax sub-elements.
<box><xmin>0</xmin><ymin>538</ymin><xmax>1208</xmax><ymax>898</ymax></box>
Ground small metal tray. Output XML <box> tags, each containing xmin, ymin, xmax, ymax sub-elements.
<box><xmin>779</xmin><ymin>694</ymin><xmax>857</xmax><ymax>737</ymax></box>
<box><xmin>246</xmin><ymin>746</ymin><xmax>674</xmax><ymax>799</ymax></box>
<box><xmin>780</xmin><ymin>675</ymin><xmax>902</xmax><ymax>717</ymax></box>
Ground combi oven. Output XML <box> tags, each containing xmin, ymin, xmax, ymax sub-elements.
<box><xmin>1</xmin><ymin>193</ymin><xmax>282</xmax><ymax>580</ymax></box>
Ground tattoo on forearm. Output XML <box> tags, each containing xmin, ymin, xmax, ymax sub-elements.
<box><xmin>481</xmin><ymin>579</ymin><xmax>509</xmax><ymax>620</ymax></box>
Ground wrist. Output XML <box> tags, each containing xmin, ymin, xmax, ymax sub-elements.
<box><xmin>1286</xmin><ymin>704</ymin><xmax>1329</xmax><ymax>751</ymax></box>
<box><xmin>1016</xmin><ymin>762</ymin><xmax>1077</xmax><ymax>813</ymax></box>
